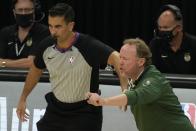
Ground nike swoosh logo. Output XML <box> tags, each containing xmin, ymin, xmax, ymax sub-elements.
<box><xmin>47</xmin><ymin>57</ymin><xmax>55</xmax><ymax>59</ymax></box>
<box><xmin>161</xmin><ymin>55</ymin><xmax>168</xmax><ymax>58</ymax></box>
<box><xmin>8</xmin><ymin>42</ymin><xmax>14</xmax><ymax>45</ymax></box>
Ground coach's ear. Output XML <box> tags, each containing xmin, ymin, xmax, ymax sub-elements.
<box><xmin>138</xmin><ymin>58</ymin><xmax>145</xmax><ymax>67</ymax></box>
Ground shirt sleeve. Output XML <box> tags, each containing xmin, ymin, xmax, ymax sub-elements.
<box><xmin>124</xmin><ymin>77</ymin><xmax>164</xmax><ymax>105</ymax></box>
<box><xmin>78</xmin><ymin>35</ymin><xmax>115</xmax><ymax>66</ymax></box>
<box><xmin>0</xmin><ymin>27</ymin><xmax>9</xmax><ymax>58</ymax></box>
<box><xmin>34</xmin><ymin>36</ymin><xmax>54</xmax><ymax>69</ymax></box>
<box><xmin>149</xmin><ymin>39</ymin><xmax>158</xmax><ymax>66</ymax></box>
<box><xmin>149</xmin><ymin>39</ymin><xmax>165</xmax><ymax>72</ymax></box>
<box><xmin>28</xmin><ymin>24</ymin><xmax>50</xmax><ymax>56</ymax></box>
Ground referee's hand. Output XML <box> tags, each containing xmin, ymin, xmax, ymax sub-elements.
<box><xmin>16</xmin><ymin>100</ymin><xmax>30</xmax><ymax>122</ymax></box>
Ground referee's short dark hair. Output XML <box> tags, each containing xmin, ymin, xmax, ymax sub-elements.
<box><xmin>49</xmin><ymin>3</ymin><xmax>75</xmax><ymax>24</ymax></box>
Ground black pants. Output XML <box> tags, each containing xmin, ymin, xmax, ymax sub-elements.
<box><xmin>37</xmin><ymin>92</ymin><xmax>103</xmax><ymax>131</ymax></box>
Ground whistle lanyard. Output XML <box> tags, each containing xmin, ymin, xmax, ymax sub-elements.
<box><xmin>15</xmin><ymin>43</ymin><xmax>25</xmax><ymax>56</ymax></box>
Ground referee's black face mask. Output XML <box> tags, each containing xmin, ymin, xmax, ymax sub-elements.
<box><xmin>15</xmin><ymin>13</ymin><xmax>34</xmax><ymax>28</ymax></box>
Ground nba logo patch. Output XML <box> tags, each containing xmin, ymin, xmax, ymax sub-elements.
<box><xmin>181</xmin><ymin>103</ymin><xmax>196</xmax><ymax>128</ymax></box>
<box><xmin>69</xmin><ymin>56</ymin><xmax>74</xmax><ymax>63</ymax></box>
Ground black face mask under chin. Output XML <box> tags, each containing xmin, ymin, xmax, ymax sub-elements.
<box><xmin>15</xmin><ymin>13</ymin><xmax>34</xmax><ymax>28</ymax></box>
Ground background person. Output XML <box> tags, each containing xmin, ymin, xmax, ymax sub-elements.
<box><xmin>150</xmin><ymin>4</ymin><xmax>196</xmax><ymax>74</ymax></box>
<box><xmin>0</xmin><ymin>0</ymin><xmax>50</xmax><ymax>68</ymax></box>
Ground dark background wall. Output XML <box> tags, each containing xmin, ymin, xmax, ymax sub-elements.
<box><xmin>1</xmin><ymin>0</ymin><xmax>196</xmax><ymax>51</ymax></box>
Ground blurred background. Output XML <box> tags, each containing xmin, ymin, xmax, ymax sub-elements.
<box><xmin>1</xmin><ymin>0</ymin><xmax>196</xmax><ymax>51</ymax></box>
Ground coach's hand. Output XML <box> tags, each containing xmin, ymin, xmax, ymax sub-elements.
<box><xmin>86</xmin><ymin>92</ymin><xmax>104</xmax><ymax>106</ymax></box>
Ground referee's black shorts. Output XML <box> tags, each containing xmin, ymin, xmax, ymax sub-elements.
<box><xmin>37</xmin><ymin>92</ymin><xmax>103</xmax><ymax>131</ymax></box>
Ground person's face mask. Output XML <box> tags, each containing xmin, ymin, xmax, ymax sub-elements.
<box><xmin>15</xmin><ymin>13</ymin><xmax>34</xmax><ymax>28</ymax></box>
<box><xmin>157</xmin><ymin>30</ymin><xmax>174</xmax><ymax>42</ymax></box>
<box><xmin>156</xmin><ymin>25</ymin><xmax>178</xmax><ymax>43</ymax></box>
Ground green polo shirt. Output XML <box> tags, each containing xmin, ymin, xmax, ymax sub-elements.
<box><xmin>124</xmin><ymin>65</ymin><xmax>195</xmax><ymax>131</ymax></box>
